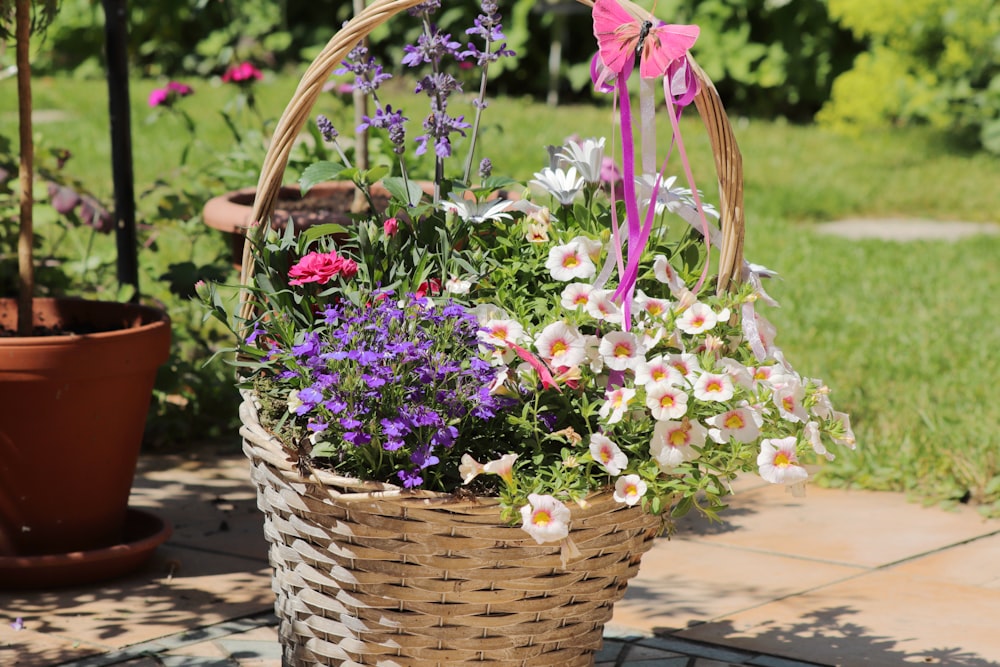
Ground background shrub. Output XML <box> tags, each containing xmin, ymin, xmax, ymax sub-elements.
<box><xmin>819</xmin><ymin>0</ymin><xmax>1000</xmax><ymax>153</ymax></box>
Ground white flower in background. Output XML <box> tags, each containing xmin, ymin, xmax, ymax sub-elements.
<box><xmin>520</xmin><ymin>493</ymin><xmax>571</xmax><ymax>544</ymax></box>
<box><xmin>585</xmin><ymin>289</ymin><xmax>623</xmax><ymax>323</ymax></box>
<box><xmin>558</xmin><ymin>137</ymin><xmax>606</xmax><ymax>183</ymax></box>
<box><xmin>589</xmin><ymin>433</ymin><xmax>628</xmax><ymax>475</ymax></box>
<box><xmin>693</xmin><ymin>372</ymin><xmax>735</xmax><ymax>402</ymax></box>
<box><xmin>582</xmin><ymin>335</ymin><xmax>604</xmax><ymax>373</ymax></box>
<box><xmin>546</xmin><ymin>241</ymin><xmax>596</xmax><ymax>281</ymax></box>
<box><xmin>561</xmin><ymin>283</ymin><xmax>593</xmax><ymax>311</ymax></box>
<box><xmin>599</xmin><ymin>386</ymin><xmax>636</xmax><ymax>424</ymax></box>
<box><xmin>650</xmin><ymin>419</ymin><xmax>704</xmax><ymax>470</ymax></box>
<box><xmin>636</xmin><ymin>322</ymin><xmax>665</xmax><ymax>351</ymax></box>
<box><xmin>757</xmin><ymin>437</ymin><xmax>809</xmax><ymax>486</ymax></box>
<box><xmin>831</xmin><ymin>411</ymin><xmax>856</xmax><ymax>449</ymax></box>
<box><xmin>286</xmin><ymin>389</ymin><xmax>303</xmax><ymax>414</ymax></box>
<box><xmin>478</xmin><ymin>318</ymin><xmax>525</xmax><ymax>348</ymax></box>
<box><xmin>439</xmin><ymin>194</ymin><xmax>513</xmax><ymax>223</ymax></box>
<box><xmin>635</xmin><ymin>356</ymin><xmax>684</xmax><ymax>387</ymax></box>
<box><xmin>534</xmin><ymin>321</ymin><xmax>586</xmax><ymax>368</ymax></box>
<box><xmin>445</xmin><ymin>276</ymin><xmax>471</xmax><ymax>295</ymax></box>
<box><xmin>810</xmin><ymin>386</ymin><xmax>835</xmax><ymax>419</ymax></box>
<box><xmin>707</xmin><ymin>406</ymin><xmax>762</xmax><ymax>444</ymax></box>
<box><xmin>598</xmin><ymin>331</ymin><xmax>644</xmax><ymax>371</ymax></box>
<box><xmin>677</xmin><ymin>302</ymin><xmax>725</xmax><ymax>335</ymax></box>
<box><xmin>530</xmin><ymin>166</ymin><xmax>584</xmax><ymax>205</ymax></box>
<box><xmin>613</xmin><ymin>474</ymin><xmax>647</xmax><ymax>506</ymax></box>
<box><xmin>645</xmin><ymin>381</ymin><xmax>689</xmax><ymax>420</ymax></box>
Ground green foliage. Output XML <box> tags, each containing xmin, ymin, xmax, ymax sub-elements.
<box><xmin>820</xmin><ymin>0</ymin><xmax>1000</xmax><ymax>152</ymax></box>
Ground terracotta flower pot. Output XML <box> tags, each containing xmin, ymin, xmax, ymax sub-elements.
<box><xmin>0</xmin><ymin>298</ymin><xmax>171</xmax><ymax>560</ymax></box>
<box><xmin>203</xmin><ymin>181</ymin><xmax>396</xmax><ymax>268</ymax></box>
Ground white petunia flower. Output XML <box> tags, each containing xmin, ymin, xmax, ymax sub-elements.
<box><xmin>652</xmin><ymin>255</ymin><xmax>687</xmax><ymax>296</ymax></box>
<box><xmin>645</xmin><ymin>381</ymin><xmax>689</xmax><ymax>420</ymax></box>
<box><xmin>804</xmin><ymin>421</ymin><xmax>834</xmax><ymax>461</ymax></box>
<box><xmin>757</xmin><ymin>437</ymin><xmax>809</xmax><ymax>486</ymax></box>
<box><xmin>635</xmin><ymin>356</ymin><xmax>684</xmax><ymax>387</ymax></box>
<box><xmin>650</xmin><ymin>419</ymin><xmax>705</xmax><ymax>471</ymax></box>
<box><xmin>589</xmin><ymin>432</ymin><xmax>628</xmax><ymax>476</ymax></box>
<box><xmin>534</xmin><ymin>321</ymin><xmax>586</xmax><ymax>368</ymax></box>
<box><xmin>693</xmin><ymin>372</ymin><xmax>735</xmax><ymax>402</ymax></box>
<box><xmin>676</xmin><ymin>302</ymin><xmax>720</xmax><ymax>335</ymax></box>
<box><xmin>561</xmin><ymin>283</ymin><xmax>594</xmax><ymax>311</ymax></box>
<box><xmin>585</xmin><ymin>289</ymin><xmax>623</xmax><ymax>324</ymax></box>
<box><xmin>478</xmin><ymin>318</ymin><xmax>525</xmax><ymax>348</ymax></box>
<box><xmin>613</xmin><ymin>474</ymin><xmax>647</xmax><ymax>506</ymax></box>
<box><xmin>519</xmin><ymin>493</ymin><xmax>571</xmax><ymax>544</ymax></box>
<box><xmin>599</xmin><ymin>386</ymin><xmax>636</xmax><ymax>424</ymax></box>
<box><xmin>598</xmin><ymin>331</ymin><xmax>645</xmax><ymax>371</ymax></box>
<box><xmin>570</xmin><ymin>235</ymin><xmax>602</xmax><ymax>262</ymax></box>
<box><xmin>664</xmin><ymin>353</ymin><xmax>701</xmax><ymax>380</ymax></box>
<box><xmin>530</xmin><ymin>166</ymin><xmax>584</xmax><ymax>205</ymax></box>
<box><xmin>459</xmin><ymin>453</ymin><xmax>486</xmax><ymax>484</ymax></box>
<box><xmin>707</xmin><ymin>406</ymin><xmax>762</xmax><ymax>444</ymax></box>
<box><xmin>445</xmin><ymin>276</ymin><xmax>472</xmax><ymax>294</ymax></box>
<box><xmin>546</xmin><ymin>242</ymin><xmax>596</xmax><ymax>281</ymax></box>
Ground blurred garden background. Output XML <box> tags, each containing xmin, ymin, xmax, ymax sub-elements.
<box><xmin>1</xmin><ymin>0</ymin><xmax>998</xmax><ymax>514</ymax></box>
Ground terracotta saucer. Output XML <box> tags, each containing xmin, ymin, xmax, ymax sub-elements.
<box><xmin>0</xmin><ymin>508</ymin><xmax>172</xmax><ymax>590</ymax></box>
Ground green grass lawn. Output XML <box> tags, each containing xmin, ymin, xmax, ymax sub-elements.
<box><xmin>3</xmin><ymin>72</ymin><xmax>1000</xmax><ymax>514</ymax></box>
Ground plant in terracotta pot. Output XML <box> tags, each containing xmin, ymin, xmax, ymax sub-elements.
<box><xmin>0</xmin><ymin>0</ymin><xmax>172</xmax><ymax>588</ymax></box>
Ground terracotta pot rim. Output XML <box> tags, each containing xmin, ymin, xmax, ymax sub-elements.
<box><xmin>0</xmin><ymin>297</ymin><xmax>170</xmax><ymax>348</ymax></box>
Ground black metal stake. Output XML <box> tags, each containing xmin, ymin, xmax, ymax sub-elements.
<box><xmin>101</xmin><ymin>0</ymin><xmax>139</xmax><ymax>301</ymax></box>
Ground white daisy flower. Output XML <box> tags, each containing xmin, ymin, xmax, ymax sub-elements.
<box><xmin>530</xmin><ymin>166</ymin><xmax>584</xmax><ymax>205</ymax></box>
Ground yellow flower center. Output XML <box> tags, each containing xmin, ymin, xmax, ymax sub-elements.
<box><xmin>669</xmin><ymin>430</ymin><xmax>688</xmax><ymax>446</ymax></box>
<box><xmin>562</xmin><ymin>254</ymin><xmax>580</xmax><ymax>268</ymax></box>
<box><xmin>774</xmin><ymin>451</ymin><xmax>792</xmax><ymax>468</ymax></box>
<box><xmin>551</xmin><ymin>340</ymin><xmax>568</xmax><ymax>356</ymax></box>
<box><xmin>614</xmin><ymin>343</ymin><xmax>631</xmax><ymax>358</ymax></box>
<box><xmin>723</xmin><ymin>413</ymin><xmax>745</xmax><ymax>429</ymax></box>
<box><xmin>659</xmin><ymin>395</ymin><xmax>675</xmax><ymax>408</ymax></box>
<box><xmin>533</xmin><ymin>510</ymin><xmax>551</xmax><ymax>526</ymax></box>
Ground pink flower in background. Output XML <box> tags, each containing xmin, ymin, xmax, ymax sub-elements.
<box><xmin>383</xmin><ymin>217</ymin><xmax>399</xmax><ymax>237</ymax></box>
<box><xmin>148</xmin><ymin>88</ymin><xmax>170</xmax><ymax>107</ymax></box>
<box><xmin>222</xmin><ymin>62</ymin><xmax>263</xmax><ymax>84</ymax></box>
<box><xmin>166</xmin><ymin>81</ymin><xmax>194</xmax><ymax>96</ymax></box>
<box><xmin>288</xmin><ymin>251</ymin><xmax>357</xmax><ymax>286</ymax></box>
<box><xmin>148</xmin><ymin>81</ymin><xmax>194</xmax><ymax>108</ymax></box>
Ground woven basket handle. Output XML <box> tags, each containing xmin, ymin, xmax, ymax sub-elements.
<box><xmin>238</xmin><ymin>0</ymin><xmax>746</xmax><ymax>322</ymax></box>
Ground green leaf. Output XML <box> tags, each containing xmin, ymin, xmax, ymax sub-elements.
<box><xmin>382</xmin><ymin>176</ymin><xmax>426</xmax><ymax>207</ymax></box>
<box><xmin>299</xmin><ymin>161</ymin><xmax>347</xmax><ymax>192</ymax></box>
<box><xmin>302</xmin><ymin>223</ymin><xmax>349</xmax><ymax>246</ymax></box>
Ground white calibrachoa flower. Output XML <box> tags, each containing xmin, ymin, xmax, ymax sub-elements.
<box><xmin>598</xmin><ymin>331</ymin><xmax>645</xmax><ymax>371</ymax></box>
<box><xmin>613</xmin><ymin>474</ymin><xmax>647</xmax><ymax>506</ymax></box>
<box><xmin>570</xmin><ymin>235</ymin><xmax>602</xmax><ymax>262</ymax></box>
<box><xmin>458</xmin><ymin>453</ymin><xmax>486</xmax><ymax>483</ymax></box>
<box><xmin>484</xmin><ymin>453</ymin><xmax>519</xmax><ymax>484</ymax></box>
<box><xmin>478</xmin><ymin>318</ymin><xmax>525</xmax><ymax>348</ymax></box>
<box><xmin>530</xmin><ymin>166</ymin><xmax>584</xmax><ymax>205</ymax></box>
<box><xmin>634</xmin><ymin>290</ymin><xmax>670</xmax><ymax>318</ymax></box>
<box><xmin>589</xmin><ymin>433</ymin><xmax>628</xmax><ymax>475</ymax></box>
<box><xmin>650</xmin><ymin>419</ymin><xmax>705</xmax><ymax>470</ymax></box>
<box><xmin>719</xmin><ymin>357</ymin><xmax>754</xmax><ymax>389</ymax></box>
<box><xmin>676</xmin><ymin>301</ymin><xmax>723</xmax><ymax>335</ymax></box>
<box><xmin>757</xmin><ymin>437</ymin><xmax>809</xmax><ymax>486</ymax></box>
<box><xmin>635</xmin><ymin>355</ymin><xmax>684</xmax><ymax>387</ymax></box>
<box><xmin>645</xmin><ymin>381</ymin><xmax>689</xmax><ymax>420</ymax></box>
<box><xmin>773</xmin><ymin>379</ymin><xmax>809</xmax><ymax>423</ymax></box>
<box><xmin>693</xmin><ymin>372</ymin><xmax>735</xmax><ymax>402</ymax></box>
<box><xmin>286</xmin><ymin>390</ymin><xmax>303</xmax><ymax>414</ymax></box>
<box><xmin>665</xmin><ymin>353</ymin><xmax>701</xmax><ymax>380</ymax></box>
<box><xmin>707</xmin><ymin>407</ymin><xmax>762</xmax><ymax>444</ymax></box>
<box><xmin>803</xmin><ymin>421</ymin><xmax>834</xmax><ymax>461</ymax></box>
<box><xmin>560</xmin><ymin>283</ymin><xmax>593</xmax><ymax>310</ymax></box>
<box><xmin>520</xmin><ymin>493</ymin><xmax>571</xmax><ymax>544</ymax></box>
<box><xmin>652</xmin><ymin>254</ymin><xmax>686</xmax><ymax>295</ymax></box>
<box><xmin>585</xmin><ymin>289</ymin><xmax>622</xmax><ymax>323</ymax></box>
<box><xmin>525</xmin><ymin>222</ymin><xmax>550</xmax><ymax>243</ymax></box>
<box><xmin>599</xmin><ymin>386</ymin><xmax>636</xmax><ymax>424</ymax></box>
<box><xmin>582</xmin><ymin>335</ymin><xmax>604</xmax><ymax>373</ymax></box>
<box><xmin>534</xmin><ymin>321</ymin><xmax>586</xmax><ymax>368</ymax></box>
<box><xmin>546</xmin><ymin>241</ymin><xmax>596</xmax><ymax>281</ymax></box>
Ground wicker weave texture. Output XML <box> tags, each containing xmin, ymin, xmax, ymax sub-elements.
<box><xmin>241</xmin><ymin>394</ymin><xmax>662</xmax><ymax>667</ymax></box>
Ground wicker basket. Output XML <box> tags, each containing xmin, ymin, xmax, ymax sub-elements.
<box><xmin>238</xmin><ymin>1</ymin><xmax>747</xmax><ymax>665</ymax></box>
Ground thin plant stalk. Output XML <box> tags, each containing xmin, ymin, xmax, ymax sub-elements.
<box><xmin>15</xmin><ymin>0</ymin><xmax>33</xmax><ymax>336</ymax></box>
<box><xmin>462</xmin><ymin>55</ymin><xmax>493</xmax><ymax>185</ymax></box>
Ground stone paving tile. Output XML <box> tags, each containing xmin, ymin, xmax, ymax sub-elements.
<box><xmin>2</xmin><ymin>545</ymin><xmax>272</xmax><ymax>653</ymax></box>
<box><xmin>613</xmin><ymin>538</ymin><xmax>861</xmax><ymax>634</ymax></box>
<box><xmin>673</xmin><ymin>484</ymin><xmax>997</xmax><ymax>568</ymax></box>
<box><xmin>889</xmin><ymin>530</ymin><xmax>1000</xmax><ymax>588</ymax></box>
<box><xmin>0</xmin><ymin>622</ymin><xmax>106</xmax><ymax>667</ymax></box>
<box><xmin>677</xmin><ymin>570</ymin><xmax>1000</xmax><ymax>667</ymax></box>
